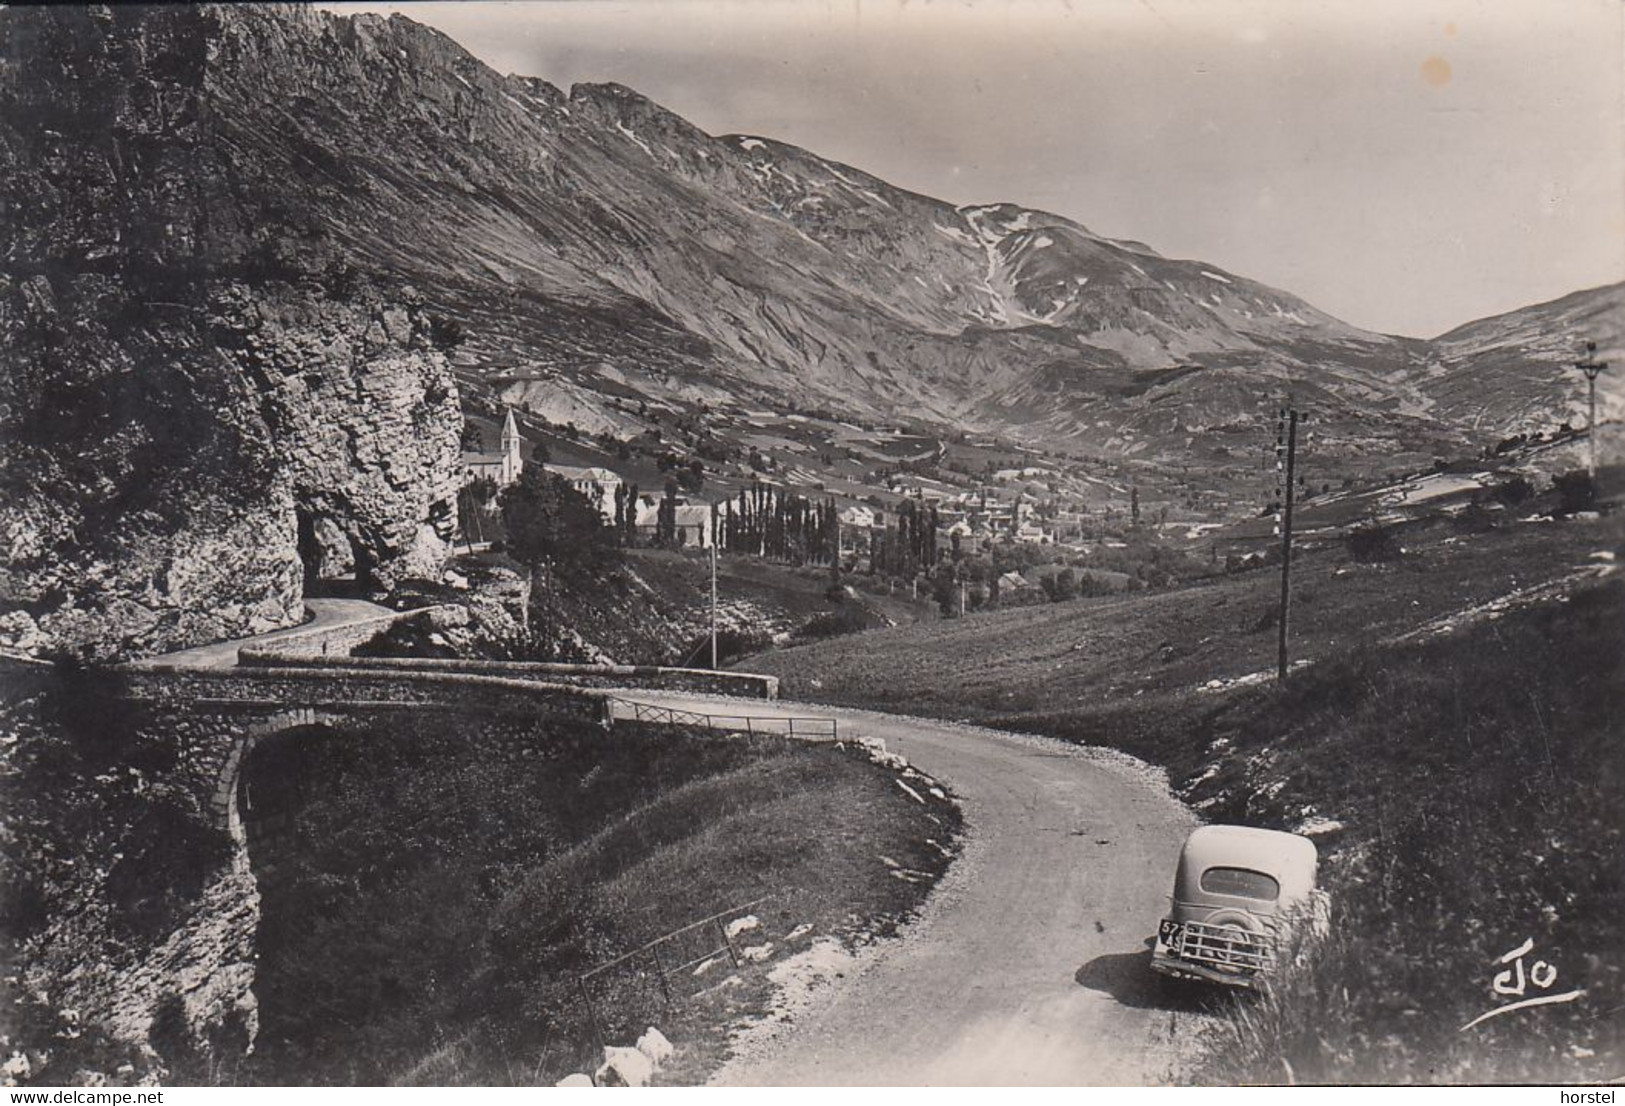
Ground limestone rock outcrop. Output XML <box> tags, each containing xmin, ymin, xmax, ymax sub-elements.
<box><xmin>212</xmin><ymin>284</ymin><xmax>462</xmax><ymax>595</ymax></box>
<box><xmin>0</xmin><ymin>6</ymin><xmax>462</xmax><ymax>661</ymax></box>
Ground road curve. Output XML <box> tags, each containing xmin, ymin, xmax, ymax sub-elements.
<box><xmin>125</xmin><ymin>598</ymin><xmax>396</xmax><ymax>669</ymax></box>
<box><xmin>613</xmin><ymin>692</ymin><xmax>1203</xmax><ymax>1086</ymax></box>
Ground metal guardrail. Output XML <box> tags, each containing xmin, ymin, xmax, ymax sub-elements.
<box><xmin>575</xmin><ymin>896</ymin><xmax>773</xmax><ymax>1048</ymax></box>
<box><xmin>611</xmin><ymin>697</ymin><xmax>838</xmax><ymax>742</ymax></box>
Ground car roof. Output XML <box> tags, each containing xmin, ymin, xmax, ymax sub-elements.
<box><xmin>1177</xmin><ymin>825</ymin><xmax>1319</xmax><ymax>901</ymax></box>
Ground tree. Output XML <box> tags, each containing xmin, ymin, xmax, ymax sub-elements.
<box><xmin>1055</xmin><ymin>567</ymin><xmax>1077</xmax><ymax>600</ymax></box>
<box><xmin>1494</xmin><ymin>476</ymin><xmax>1535</xmax><ymax>508</ymax></box>
<box><xmin>658</xmin><ymin>477</ymin><xmax>679</xmax><ymax>546</ymax></box>
<box><xmin>500</xmin><ymin>467</ymin><xmax>614</xmax><ymax>574</ymax></box>
<box><xmin>623</xmin><ymin>482</ymin><xmax>640</xmax><ymax>547</ymax></box>
<box><xmin>933</xmin><ymin>564</ymin><xmax>958</xmax><ymax>616</ymax></box>
<box><xmin>457</xmin><ymin>476</ymin><xmax>499</xmax><ymax>545</ymax></box>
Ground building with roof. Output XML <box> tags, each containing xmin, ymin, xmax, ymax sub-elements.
<box><xmin>633</xmin><ymin>495</ymin><xmax>713</xmax><ymax>547</ymax></box>
<box><xmin>551</xmin><ymin>464</ymin><xmax>624</xmax><ymax>523</ymax></box>
<box><xmin>462</xmin><ymin>409</ymin><xmax>524</xmax><ymax>488</ymax></box>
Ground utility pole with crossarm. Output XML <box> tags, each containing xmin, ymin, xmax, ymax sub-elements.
<box><xmin>1275</xmin><ymin>407</ymin><xmax>1299</xmax><ymax>681</ymax></box>
<box><xmin>1574</xmin><ymin>340</ymin><xmax>1609</xmax><ymax>479</ymax></box>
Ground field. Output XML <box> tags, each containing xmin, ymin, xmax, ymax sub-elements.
<box><xmin>746</xmin><ymin>508</ymin><xmax>1618</xmax><ymax>732</ymax></box>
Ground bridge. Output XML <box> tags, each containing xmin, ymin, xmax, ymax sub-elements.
<box><xmin>119</xmin><ymin>599</ymin><xmax>794</xmax><ymax>849</ymax></box>
<box><xmin>88</xmin><ymin>599</ymin><xmax>820</xmax><ymax>1056</ymax></box>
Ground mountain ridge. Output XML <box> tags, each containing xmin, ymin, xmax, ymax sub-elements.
<box><xmin>4</xmin><ymin>3</ymin><xmax>1616</xmax><ymax>463</ymax></box>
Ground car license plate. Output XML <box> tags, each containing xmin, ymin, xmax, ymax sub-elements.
<box><xmin>1158</xmin><ymin>919</ymin><xmax>1184</xmax><ymax>949</ymax></box>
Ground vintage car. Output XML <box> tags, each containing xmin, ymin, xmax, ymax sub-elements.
<box><xmin>1150</xmin><ymin>824</ymin><xmax>1328</xmax><ymax>988</ymax></box>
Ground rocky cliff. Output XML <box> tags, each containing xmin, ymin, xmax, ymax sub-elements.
<box><xmin>0</xmin><ymin>6</ymin><xmax>462</xmax><ymax>662</ymax></box>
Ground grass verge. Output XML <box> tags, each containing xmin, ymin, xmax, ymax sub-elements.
<box><xmin>236</xmin><ymin>721</ymin><xmax>958</xmax><ymax>1085</ymax></box>
<box><xmin>1186</xmin><ymin>578</ymin><xmax>1623</xmax><ymax>1083</ymax></box>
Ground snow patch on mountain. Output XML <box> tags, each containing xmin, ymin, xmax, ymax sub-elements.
<box><xmin>614</xmin><ymin>122</ymin><xmax>655</xmax><ymax>159</ymax></box>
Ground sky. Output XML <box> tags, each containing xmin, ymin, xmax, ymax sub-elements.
<box><xmin>324</xmin><ymin>0</ymin><xmax>1624</xmax><ymax>338</ymax></box>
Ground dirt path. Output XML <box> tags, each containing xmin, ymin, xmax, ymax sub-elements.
<box><xmin>612</xmin><ymin>692</ymin><xmax>1205</xmax><ymax>1086</ymax></box>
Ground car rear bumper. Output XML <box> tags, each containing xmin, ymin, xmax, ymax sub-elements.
<box><xmin>1150</xmin><ymin>951</ymin><xmax>1263</xmax><ymax>988</ymax></box>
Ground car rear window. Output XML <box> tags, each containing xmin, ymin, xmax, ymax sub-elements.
<box><xmin>1199</xmin><ymin>866</ymin><xmax>1280</xmax><ymax>900</ymax></box>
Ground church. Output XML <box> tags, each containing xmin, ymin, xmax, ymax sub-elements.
<box><xmin>461</xmin><ymin>408</ymin><xmax>524</xmax><ymax>487</ymax></box>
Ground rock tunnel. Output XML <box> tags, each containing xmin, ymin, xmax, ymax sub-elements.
<box><xmin>294</xmin><ymin>505</ymin><xmax>374</xmax><ymax>596</ymax></box>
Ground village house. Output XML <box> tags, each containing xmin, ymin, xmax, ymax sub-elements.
<box><xmin>461</xmin><ymin>408</ymin><xmax>524</xmax><ymax>487</ymax></box>
<box><xmin>838</xmin><ymin>503</ymin><xmax>881</xmax><ymax>556</ymax></box>
<box><xmin>551</xmin><ymin>464</ymin><xmax>624</xmax><ymax>523</ymax></box>
<box><xmin>673</xmin><ymin>504</ymin><xmax>714</xmax><ymax>548</ymax></box>
<box><xmin>633</xmin><ymin>495</ymin><xmax>714</xmax><ymax>548</ymax></box>
<box><xmin>996</xmin><ymin>569</ymin><xmax>1038</xmax><ymax>596</ymax></box>
<box><xmin>1014</xmin><ymin>520</ymin><xmax>1049</xmax><ymax>544</ymax></box>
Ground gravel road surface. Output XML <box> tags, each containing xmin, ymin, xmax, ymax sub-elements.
<box><xmin>613</xmin><ymin>692</ymin><xmax>1205</xmax><ymax>1086</ymax></box>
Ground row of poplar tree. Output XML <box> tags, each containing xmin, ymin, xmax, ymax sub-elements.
<box><xmin>868</xmin><ymin>499</ymin><xmax>940</xmax><ymax>577</ymax></box>
<box><xmin>597</xmin><ymin>479</ymin><xmax>952</xmax><ymax>577</ymax></box>
<box><xmin>714</xmin><ymin>482</ymin><xmax>842</xmax><ymax>565</ymax></box>
<box><xmin>605</xmin><ymin>479</ymin><xmax>846</xmax><ymax>566</ymax></box>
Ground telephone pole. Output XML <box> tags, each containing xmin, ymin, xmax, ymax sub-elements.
<box><xmin>1575</xmin><ymin>340</ymin><xmax>1609</xmax><ymax>479</ymax></box>
<box><xmin>1276</xmin><ymin>407</ymin><xmax>1299</xmax><ymax>681</ymax></box>
<box><xmin>709</xmin><ymin>542</ymin><xmax>719</xmax><ymax>669</ymax></box>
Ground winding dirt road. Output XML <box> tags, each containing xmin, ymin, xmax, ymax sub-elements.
<box><xmin>125</xmin><ymin>598</ymin><xmax>395</xmax><ymax>669</ymax></box>
<box><xmin>614</xmin><ymin>692</ymin><xmax>1204</xmax><ymax>1086</ymax></box>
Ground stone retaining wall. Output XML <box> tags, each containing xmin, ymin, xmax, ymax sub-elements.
<box><xmin>234</xmin><ymin>606</ymin><xmax>442</xmax><ymax>662</ymax></box>
<box><xmin>123</xmin><ymin>664</ymin><xmax>614</xmax><ymax>727</ymax></box>
<box><xmin>236</xmin><ymin>606</ymin><xmax>780</xmax><ymax>700</ymax></box>
<box><xmin>240</xmin><ymin>652</ymin><xmax>779</xmax><ymax>699</ymax></box>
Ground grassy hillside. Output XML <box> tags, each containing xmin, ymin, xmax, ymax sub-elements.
<box><xmin>743</xmin><ymin>511</ymin><xmax>1613</xmax><ymax>725</ymax></box>
<box><xmin>1192</xmin><ymin>577</ymin><xmax>1624</xmax><ymax>1083</ymax></box>
<box><xmin>749</xmin><ymin>510</ymin><xmax>1622</xmax><ymax>1083</ymax></box>
<box><xmin>412</xmin><ymin>545</ymin><xmax>931</xmax><ymax>667</ymax></box>
<box><xmin>234</xmin><ymin>721</ymin><xmax>957</xmax><ymax>1085</ymax></box>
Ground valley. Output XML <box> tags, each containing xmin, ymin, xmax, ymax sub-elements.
<box><xmin>1</xmin><ymin>0</ymin><xmax>1621</xmax><ymax>1091</ymax></box>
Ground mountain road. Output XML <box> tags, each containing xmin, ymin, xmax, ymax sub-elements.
<box><xmin>611</xmin><ymin>692</ymin><xmax>1205</xmax><ymax>1086</ymax></box>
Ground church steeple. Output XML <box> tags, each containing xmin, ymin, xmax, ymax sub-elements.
<box><xmin>500</xmin><ymin>408</ymin><xmax>521</xmax><ymax>484</ymax></box>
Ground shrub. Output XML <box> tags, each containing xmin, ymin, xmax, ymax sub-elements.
<box><xmin>1345</xmin><ymin>522</ymin><xmax>1402</xmax><ymax>563</ymax></box>
<box><xmin>1493</xmin><ymin>475</ymin><xmax>1535</xmax><ymax>508</ymax></box>
<box><xmin>797</xmin><ymin>603</ymin><xmax>874</xmax><ymax>640</ymax></box>
<box><xmin>1552</xmin><ymin>469</ymin><xmax>1596</xmax><ymax>515</ymax></box>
